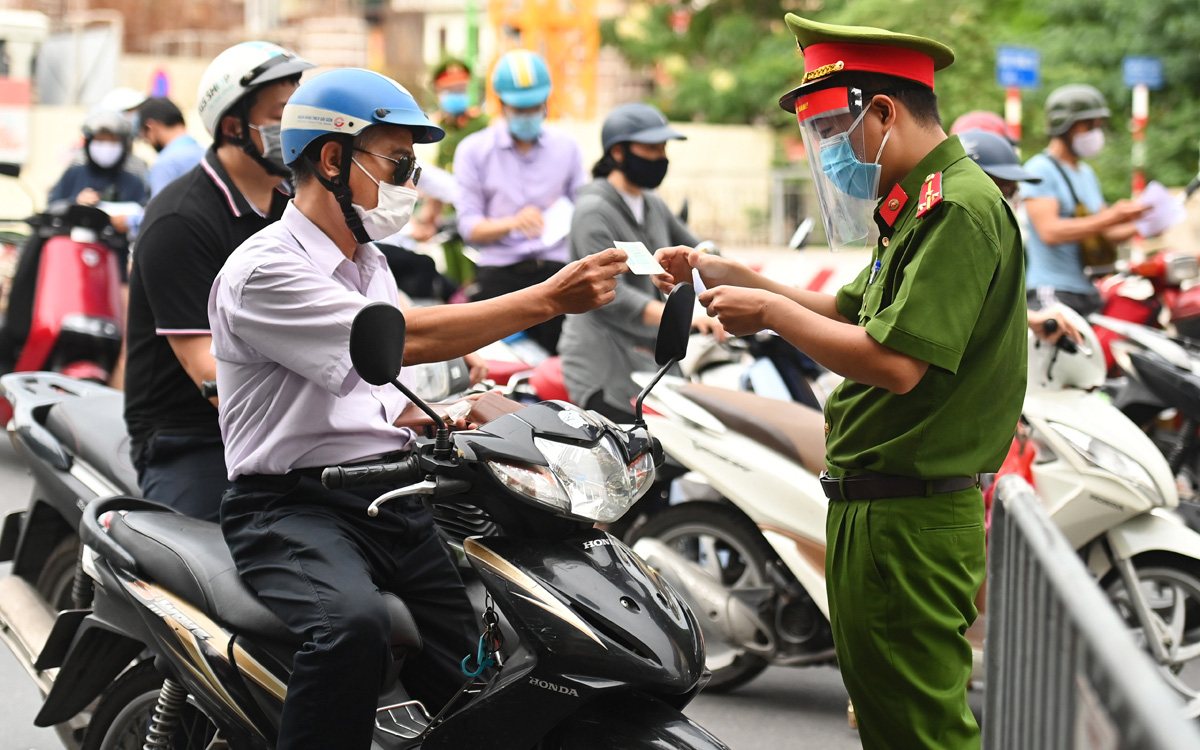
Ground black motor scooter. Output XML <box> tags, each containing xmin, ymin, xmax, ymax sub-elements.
<box><xmin>28</xmin><ymin>284</ymin><xmax>731</xmax><ymax>749</ymax></box>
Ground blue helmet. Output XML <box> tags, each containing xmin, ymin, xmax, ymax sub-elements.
<box><xmin>281</xmin><ymin>68</ymin><xmax>444</xmax><ymax>166</ymax></box>
<box><xmin>491</xmin><ymin>50</ymin><xmax>551</xmax><ymax>108</ymax></box>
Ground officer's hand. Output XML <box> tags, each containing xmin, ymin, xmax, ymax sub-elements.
<box><xmin>76</xmin><ymin>188</ymin><xmax>101</xmax><ymax>206</ymax></box>
<box><xmin>544</xmin><ymin>248</ymin><xmax>629</xmax><ymax>314</ymax></box>
<box><xmin>514</xmin><ymin>205</ymin><xmax>545</xmax><ymax>238</ymax></box>
<box><xmin>653</xmin><ymin>245</ymin><xmax>753</xmax><ymax>294</ymax></box>
<box><xmin>698</xmin><ymin>286</ymin><xmax>780</xmax><ymax>337</ymax></box>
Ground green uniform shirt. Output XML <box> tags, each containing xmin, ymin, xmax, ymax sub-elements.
<box><xmin>824</xmin><ymin>136</ymin><xmax>1026</xmax><ymax>480</ymax></box>
<box><xmin>435</xmin><ymin>109</ymin><xmax>490</xmax><ymax>171</ymax></box>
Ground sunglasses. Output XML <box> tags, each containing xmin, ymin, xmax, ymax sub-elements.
<box><xmin>354</xmin><ymin>148</ymin><xmax>421</xmax><ymax>187</ymax></box>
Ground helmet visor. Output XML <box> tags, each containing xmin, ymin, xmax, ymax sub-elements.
<box><xmin>795</xmin><ymin>86</ymin><xmax>883</xmax><ymax>252</ymax></box>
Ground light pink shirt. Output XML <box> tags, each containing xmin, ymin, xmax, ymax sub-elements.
<box><xmin>209</xmin><ymin>202</ymin><xmax>416</xmax><ymax>479</ymax></box>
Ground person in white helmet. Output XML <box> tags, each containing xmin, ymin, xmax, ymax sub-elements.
<box><xmin>122</xmin><ymin>42</ymin><xmax>315</xmax><ymax>521</ymax></box>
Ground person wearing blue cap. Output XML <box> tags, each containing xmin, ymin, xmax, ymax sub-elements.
<box><xmin>209</xmin><ymin>67</ymin><xmax>628</xmax><ymax>750</ymax></box>
<box><xmin>559</xmin><ymin>102</ymin><xmax>723</xmax><ymax>420</ymax></box>
<box><xmin>454</xmin><ymin>49</ymin><xmax>586</xmax><ymax>354</ymax></box>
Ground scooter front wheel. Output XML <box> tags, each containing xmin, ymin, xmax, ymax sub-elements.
<box><xmin>82</xmin><ymin>661</ymin><xmax>221</xmax><ymax>750</ymax></box>
<box><xmin>1105</xmin><ymin>555</ymin><xmax>1200</xmax><ymax>718</ymax></box>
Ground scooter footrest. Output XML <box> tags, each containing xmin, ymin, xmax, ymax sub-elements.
<box><xmin>376</xmin><ymin>700</ymin><xmax>431</xmax><ymax>740</ymax></box>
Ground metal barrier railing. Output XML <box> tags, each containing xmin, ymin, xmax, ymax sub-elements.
<box><xmin>985</xmin><ymin>475</ymin><xmax>1200</xmax><ymax>749</ymax></box>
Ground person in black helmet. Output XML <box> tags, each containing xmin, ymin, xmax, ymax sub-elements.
<box><xmin>559</xmin><ymin>102</ymin><xmax>723</xmax><ymax>420</ymax></box>
<box><xmin>960</xmin><ymin>128</ymin><xmax>1081</xmax><ymax>344</ymax></box>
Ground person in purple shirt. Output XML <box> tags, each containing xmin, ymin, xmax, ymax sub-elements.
<box><xmin>454</xmin><ymin>49</ymin><xmax>585</xmax><ymax>354</ymax></box>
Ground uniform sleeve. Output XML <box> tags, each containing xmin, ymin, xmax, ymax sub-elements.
<box><xmin>136</xmin><ymin>213</ymin><xmax>222</xmax><ymax>335</ymax></box>
<box><xmin>835</xmin><ymin>261</ymin><xmax>871</xmax><ymax>322</ymax></box>
<box><xmin>864</xmin><ymin>204</ymin><xmax>999</xmax><ymax>374</ymax></box>
<box><xmin>223</xmin><ymin>256</ymin><xmax>370</xmax><ymax>396</ymax></box>
<box><xmin>453</xmin><ymin>134</ymin><xmax>487</xmax><ymax>240</ymax></box>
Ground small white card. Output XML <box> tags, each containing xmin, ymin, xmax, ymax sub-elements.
<box><xmin>613</xmin><ymin>240</ymin><xmax>665</xmax><ymax>275</ymax></box>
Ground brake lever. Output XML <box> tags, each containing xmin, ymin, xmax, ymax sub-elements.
<box><xmin>368</xmin><ymin>479</ymin><xmax>437</xmax><ymax>517</ymax></box>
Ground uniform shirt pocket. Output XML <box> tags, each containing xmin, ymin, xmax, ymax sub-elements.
<box><xmin>859</xmin><ymin>281</ymin><xmax>886</xmax><ymax>324</ymax></box>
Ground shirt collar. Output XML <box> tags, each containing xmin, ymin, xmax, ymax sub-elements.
<box><xmin>281</xmin><ymin>202</ymin><xmax>387</xmax><ymax>282</ymax></box>
<box><xmin>874</xmin><ymin>135</ymin><xmax>968</xmax><ymax>238</ymax></box>
<box><xmin>201</xmin><ymin>147</ymin><xmax>293</xmax><ymax>219</ymax></box>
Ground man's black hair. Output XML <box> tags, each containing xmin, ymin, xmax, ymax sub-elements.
<box><xmin>591</xmin><ymin>149</ymin><xmax>620</xmax><ymax>179</ymax></box>
<box><xmin>837</xmin><ymin>72</ymin><xmax>942</xmax><ymax>129</ymax></box>
<box><xmin>136</xmin><ymin>97</ymin><xmax>185</xmax><ymax>130</ymax></box>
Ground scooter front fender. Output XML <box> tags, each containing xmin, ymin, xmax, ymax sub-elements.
<box><xmin>1096</xmin><ymin>509</ymin><xmax>1200</xmax><ymax>577</ymax></box>
<box><xmin>554</xmin><ymin>692</ymin><xmax>730</xmax><ymax>749</ymax></box>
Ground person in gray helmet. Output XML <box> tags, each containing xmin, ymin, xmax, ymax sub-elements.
<box><xmin>559</xmin><ymin>102</ymin><xmax>724</xmax><ymax>421</ymax></box>
<box><xmin>1022</xmin><ymin>84</ymin><xmax>1147</xmax><ymax>316</ymax></box>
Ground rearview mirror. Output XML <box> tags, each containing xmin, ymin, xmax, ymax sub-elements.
<box><xmin>655</xmin><ymin>282</ymin><xmax>695</xmax><ymax>366</ymax></box>
<box><xmin>789</xmin><ymin>217</ymin><xmax>815</xmax><ymax>250</ymax></box>
<box><xmin>350</xmin><ymin>302</ymin><xmax>406</xmax><ymax>386</ymax></box>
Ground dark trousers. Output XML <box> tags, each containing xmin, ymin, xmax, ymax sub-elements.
<box><xmin>473</xmin><ymin>260</ymin><xmax>566</xmax><ymax>355</ymax></box>
<box><xmin>221</xmin><ymin>474</ymin><xmax>477</xmax><ymax>750</ymax></box>
<box><xmin>133</xmin><ymin>433</ymin><xmax>230</xmax><ymax>522</ymax></box>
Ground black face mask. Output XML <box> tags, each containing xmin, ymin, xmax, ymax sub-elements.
<box><xmin>621</xmin><ymin>144</ymin><xmax>669</xmax><ymax>189</ymax></box>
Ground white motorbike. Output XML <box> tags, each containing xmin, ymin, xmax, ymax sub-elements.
<box><xmin>632</xmin><ymin>308</ymin><xmax>1200</xmax><ymax>713</ymax></box>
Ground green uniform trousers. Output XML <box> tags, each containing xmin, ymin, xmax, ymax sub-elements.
<box><xmin>826</xmin><ymin>487</ymin><xmax>985</xmax><ymax>750</ymax></box>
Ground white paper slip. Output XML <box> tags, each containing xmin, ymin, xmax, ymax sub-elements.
<box><xmin>691</xmin><ymin>267</ymin><xmax>707</xmax><ymax>294</ymax></box>
<box><xmin>539</xmin><ymin>196</ymin><xmax>574</xmax><ymax>246</ymax></box>
<box><xmin>613</xmin><ymin>240</ymin><xmax>665</xmax><ymax>275</ymax></box>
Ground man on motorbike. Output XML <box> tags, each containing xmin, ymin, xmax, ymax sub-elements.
<box><xmin>123</xmin><ymin>42</ymin><xmax>316</xmax><ymax>521</ymax></box>
<box><xmin>1023</xmin><ymin>84</ymin><xmax>1147</xmax><ymax>316</ymax></box>
<box><xmin>455</xmin><ymin>49</ymin><xmax>586</xmax><ymax>354</ymax></box>
<box><xmin>114</xmin><ymin>96</ymin><xmax>207</xmax><ymax>238</ymax></box>
<box><xmin>208</xmin><ymin>67</ymin><xmax>627</xmax><ymax>750</ymax></box>
<box><xmin>0</xmin><ymin>109</ymin><xmax>147</xmax><ymax>370</ymax></box>
<box><xmin>654</xmin><ymin>16</ymin><xmax>1026</xmax><ymax>750</ymax></box>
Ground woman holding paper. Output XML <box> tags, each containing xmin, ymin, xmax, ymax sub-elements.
<box><xmin>559</xmin><ymin>102</ymin><xmax>723</xmax><ymax>421</ymax></box>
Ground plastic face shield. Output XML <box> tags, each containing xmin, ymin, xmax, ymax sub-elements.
<box><xmin>795</xmin><ymin>87</ymin><xmax>884</xmax><ymax>252</ymax></box>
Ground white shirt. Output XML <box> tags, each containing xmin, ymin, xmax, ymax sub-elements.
<box><xmin>617</xmin><ymin>187</ymin><xmax>645</xmax><ymax>224</ymax></box>
<box><xmin>208</xmin><ymin>202</ymin><xmax>416</xmax><ymax>479</ymax></box>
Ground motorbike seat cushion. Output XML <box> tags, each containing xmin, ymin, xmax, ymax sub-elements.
<box><xmin>678</xmin><ymin>383</ymin><xmax>828</xmax><ymax>475</ymax></box>
<box><xmin>108</xmin><ymin>511</ymin><xmax>423</xmax><ymax>652</ymax></box>
<box><xmin>44</xmin><ymin>392</ymin><xmax>141</xmax><ymax>496</ymax></box>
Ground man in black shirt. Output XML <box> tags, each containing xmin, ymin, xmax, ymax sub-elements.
<box><xmin>124</xmin><ymin>41</ymin><xmax>314</xmax><ymax>520</ymax></box>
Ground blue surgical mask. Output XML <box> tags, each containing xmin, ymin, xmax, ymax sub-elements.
<box><xmin>507</xmin><ymin>112</ymin><xmax>545</xmax><ymax>143</ymax></box>
<box><xmin>439</xmin><ymin>91</ymin><xmax>469</xmax><ymax>116</ymax></box>
<box><xmin>818</xmin><ymin>108</ymin><xmax>890</xmax><ymax>201</ymax></box>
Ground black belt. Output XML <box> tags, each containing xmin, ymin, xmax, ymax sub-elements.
<box><xmin>503</xmin><ymin>258</ymin><xmax>564</xmax><ymax>274</ymax></box>
<box><xmin>820</xmin><ymin>472</ymin><xmax>979</xmax><ymax>502</ymax></box>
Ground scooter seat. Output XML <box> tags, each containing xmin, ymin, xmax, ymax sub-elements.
<box><xmin>677</xmin><ymin>383</ymin><xmax>828</xmax><ymax>476</ymax></box>
<box><xmin>108</xmin><ymin>511</ymin><xmax>423</xmax><ymax>653</ymax></box>
<box><xmin>44</xmin><ymin>392</ymin><xmax>141</xmax><ymax>496</ymax></box>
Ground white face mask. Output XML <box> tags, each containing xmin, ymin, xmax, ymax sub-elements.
<box><xmin>351</xmin><ymin>158</ymin><xmax>418</xmax><ymax>241</ymax></box>
<box><xmin>88</xmin><ymin>140</ymin><xmax>125</xmax><ymax>169</ymax></box>
<box><xmin>1071</xmin><ymin>128</ymin><xmax>1105</xmax><ymax>159</ymax></box>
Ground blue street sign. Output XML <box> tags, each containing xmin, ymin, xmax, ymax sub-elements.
<box><xmin>996</xmin><ymin>46</ymin><xmax>1040</xmax><ymax>89</ymax></box>
<box><xmin>1123</xmin><ymin>56</ymin><xmax>1164</xmax><ymax>89</ymax></box>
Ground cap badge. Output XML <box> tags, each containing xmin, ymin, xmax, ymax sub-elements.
<box><xmin>916</xmin><ymin>172</ymin><xmax>943</xmax><ymax>218</ymax></box>
<box><xmin>802</xmin><ymin>60</ymin><xmax>845</xmax><ymax>84</ymax></box>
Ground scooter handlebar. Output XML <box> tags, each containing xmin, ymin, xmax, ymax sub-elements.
<box><xmin>321</xmin><ymin>458</ymin><xmax>421</xmax><ymax>490</ymax></box>
<box><xmin>1042</xmin><ymin>318</ymin><xmax>1079</xmax><ymax>355</ymax></box>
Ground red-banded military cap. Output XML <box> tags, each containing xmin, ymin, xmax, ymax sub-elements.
<box><xmin>432</xmin><ymin>58</ymin><xmax>472</xmax><ymax>88</ymax></box>
<box><xmin>778</xmin><ymin>14</ymin><xmax>955</xmax><ymax>114</ymax></box>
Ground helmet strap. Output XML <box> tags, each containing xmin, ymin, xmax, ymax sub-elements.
<box><xmin>307</xmin><ymin>138</ymin><xmax>372</xmax><ymax>245</ymax></box>
<box><xmin>229</xmin><ymin>100</ymin><xmax>291</xmax><ymax>179</ymax></box>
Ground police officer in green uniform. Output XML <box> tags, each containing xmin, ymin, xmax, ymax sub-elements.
<box><xmin>654</xmin><ymin>16</ymin><xmax>1026</xmax><ymax>750</ymax></box>
<box><xmin>409</xmin><ymin>58</ymin><xmax>490</xmax><ymax>283</ymax></box>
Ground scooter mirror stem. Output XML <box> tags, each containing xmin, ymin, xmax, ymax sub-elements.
<box><xmin>633</xmin><ymin>359</ymin><xmax>677</xmax><ymax>428</ymax></box>
<box><xmin>390</xmin><ymin>378</ymin><xmax>454</xmax><ymax>458</ymax></box>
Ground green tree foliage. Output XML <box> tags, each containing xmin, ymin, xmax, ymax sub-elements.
<box><xmin>603</xmin><ymin>0</ymin><xmax>1200</xmax><ymax>196</ymax></box>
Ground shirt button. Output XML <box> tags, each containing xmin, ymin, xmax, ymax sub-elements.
<box><xmin>881</xmin><ymin>237</ymin><xmax>890</xmax><ymax>247</ymax></box>
<box><xmin>824</xmin><ymin>422</ymin><xmax>831</xmax><ymax>436</ymax></box>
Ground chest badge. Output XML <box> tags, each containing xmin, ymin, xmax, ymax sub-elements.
<box><xmin>916</xmin><ymin>172</ymin><xmax>943</xmax><ymax>218</ymax></box>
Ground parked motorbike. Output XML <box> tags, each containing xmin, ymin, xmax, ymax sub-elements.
<box><xmin>7</xmin><ymin>285</ymin><xmax>733</xmax><ymax>748</ymax></box>
<box><xmin>630</xmin><ymin>308</ymin><xmax>1200</xmax><ymax>714</ymax></box>
<box><xmin>0</xmin><ymin>202</ymin><xmax>125</xmax><ymax>424</ymax></box>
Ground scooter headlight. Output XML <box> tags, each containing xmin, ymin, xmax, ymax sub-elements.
<box><xmin>487</xmin><ymin>436</ymin><xmax>654</xmax><ymax>523</ymax></box>
<box><xmin>1047</xmin><ymin>422</ymin><xmax>1163</xmax><ymax>504</ymax></box>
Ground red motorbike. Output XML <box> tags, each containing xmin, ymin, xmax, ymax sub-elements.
<box><xmin>0</xmin><ymin>202</ymin><xmax>124</xmax><ymax>422</ymax></box>
<box><xmin>1094</xmin><ymin>251</ymin><xmax>1200</xmax><ymax>373</ymax></box>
